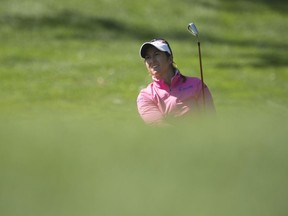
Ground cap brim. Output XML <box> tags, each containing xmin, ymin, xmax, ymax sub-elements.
<box><xmin>140</xmin><ymin>43</ymin><xmax>154</xmax><ymax>58</ymax></box>
<box><xmin>139</xmin><ymin>40</ymin><xmax>172</xmax><ymax>58</ymax></box>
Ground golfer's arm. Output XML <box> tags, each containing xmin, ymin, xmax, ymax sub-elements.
<box><xmin>137</xmin><ymin>96</ymin><xmax>164</xmax><ymax>124</ymax></box>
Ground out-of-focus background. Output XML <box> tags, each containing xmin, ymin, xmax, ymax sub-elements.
<box><xmin>0</xmin><ymin>0</ymin><xmax>287</xmax><ymax>215</ymax></box>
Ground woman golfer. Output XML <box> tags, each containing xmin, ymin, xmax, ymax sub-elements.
<box><xmin>137</xmin><ymin>38</ymin><xmax>215</xmax><ymax>125</ymax></box>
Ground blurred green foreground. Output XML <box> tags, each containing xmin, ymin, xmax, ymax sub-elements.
<box><xmin>0</xmin><ymin>113</ymin><xmax>287</xmax><ymax>216</ymax></box>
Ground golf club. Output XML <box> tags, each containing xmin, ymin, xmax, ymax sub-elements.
<box><xmin>187</xmin><ymin>22</ymin><xmax>205</xmax><ymax>108</ymax></box>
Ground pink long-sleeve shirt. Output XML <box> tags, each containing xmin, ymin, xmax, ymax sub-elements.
<box><xmin>137</xmin><ymin>71</ymin><xmax>215</xmax><ymax>124</ymax></box>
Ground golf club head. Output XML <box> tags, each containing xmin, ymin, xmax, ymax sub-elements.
<box><xmin>187</xmin><ymin>23</ymin><xmax>199</xmax><ymax>37</ymax></box>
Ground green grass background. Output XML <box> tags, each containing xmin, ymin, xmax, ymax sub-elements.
<box><xmin>0</xmin><ymin>0</ymin><xmax>288</xmax><ymax>215</ymax></box>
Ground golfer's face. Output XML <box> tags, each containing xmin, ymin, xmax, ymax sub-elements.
<box><xmin>144</xmin><ymin>46</ymin><xmax>172</xmax><ymax>79</ymax></box>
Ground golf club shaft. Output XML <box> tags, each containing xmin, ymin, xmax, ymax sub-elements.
<box><xmin>197</xmin><ymin>41</ymin><xmax>206</xmax><ymax>108</ymax></box>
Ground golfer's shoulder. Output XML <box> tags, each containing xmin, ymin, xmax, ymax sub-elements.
<box><xmin>185</xmin><ymin>76</ymin><xmax>202</xmax><ymax>84</ymax></box>
<box><xmin>138</xmin><ymin>83</ymin><xmax>153</xmax><ymax>97</ymax></box>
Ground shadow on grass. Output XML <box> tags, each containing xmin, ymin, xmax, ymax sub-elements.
<box><xmin>0</xmin><ymin>10</ymin><xmax>195</xmax><ymax>41</ymax></box>
<box><xmin>1</xmin><ymin>9</ymin><xmax>287</xmax><ymax>69</ymax></box>
<box><xmin>205</xmin><ymin>35</ymin><xmax>288</xmax><ymax>69</ymax></box>
<box><xmin>215</xmin><ymin>52</ymin><xmax>288</xmax><ymax>69</ymax></box>
<box><xmin>0</xmin><ymin>10</ymin><xmax>157</xmax><ymax>40</ymax></box>
<box><xmin>220</xmin><ymin>0</ymin><xmax>288</xmax><ymax>14</ymax></box>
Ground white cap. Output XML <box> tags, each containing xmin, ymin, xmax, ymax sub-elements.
<box><xmin>140</xmin><ymin>39</ymin><xmax>172</xmax><ymax>58</ymax></box>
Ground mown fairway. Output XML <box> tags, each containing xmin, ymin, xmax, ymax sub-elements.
<box><xmin>0</xmin><ymin>0</ymin><xmax>288</xmax><ymax>215</ymax></box>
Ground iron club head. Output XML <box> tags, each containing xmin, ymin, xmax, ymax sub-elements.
<box><xmin>187</xmin><ymin>23</ymin><xmax>199</xmax><ymax>37</ymax></box>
